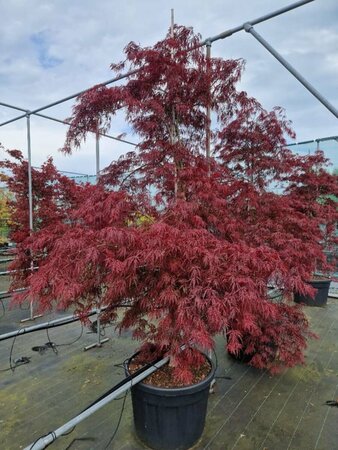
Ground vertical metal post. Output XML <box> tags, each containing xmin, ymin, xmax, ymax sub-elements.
<box><xmin>21</xmin><ymin>113</ymin><xmax>42</xmax><ymax>322</ymax></box>
<box><xmin>204</xmin><ymin>42</ymin><xmax>214</xmax><ymax>389</ymax></box>
<box><xmin>95</xmin><ymin>131</ymin><xmax>100</xmax><ymax>179</ymax></box>
<box><xmin>84</xmin><ymin>130</ymin><xmax>109</xmax><ymax>350</ymax></box>
<box><xmin>27</xmin><ymin>114</ymin><xmax>33</xmax><ymax>232</ymax></box>
<box><xmin>206</xmin><ymin>41</ymin><xmax>212</xmax><ymax>162</ymax></box>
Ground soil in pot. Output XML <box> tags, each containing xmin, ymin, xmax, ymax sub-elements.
<box><xmin>125</xmin><ymin>352</ymin><xmax>215</xmax><ymax>450</ymax></box>
<box><xmin>294</xmin><ymin>277</ymin><xmax>331</xmax><ymax>307</ymax></box>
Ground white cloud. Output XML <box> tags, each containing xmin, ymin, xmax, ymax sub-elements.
<box><xmin>0</xmin><ymin>0</ymin><xmax>337</xmax><ymax>171</ymax></box>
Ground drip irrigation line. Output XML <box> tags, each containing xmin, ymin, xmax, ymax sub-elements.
<box><xmin>0</xmin><ymin>303</ymin><xmax>130</xmax><ymax>342</ymax></box>
<box><xmin>104</xmin><ymin>390</ymin><xmax>129</xmax><ymax>449</ymax></box>
<box><xmin>0</xmin><ymin>333</ymin><xmax>26</xmax><ymax>372</ymax></box>
<box><xmin>0</xmin><ymin>299</ymin><xmax>5</xmax><ymax>318</ymax></box>
<box><xmin>0</xmin><ymin>309</ymin><xmax>98</xmax><ymax>342</ymax></box>
<box><xmin>0</xmin><ymin>288</ymin><xmax>27</xmax><ymax>300</ymax></box>
<box><xmin>24</xmin><ymin>353</ymin><xmax>171</xmax><ymax>450</ymax></box>
<box><xmin>9</xmin><ymin>332</ymin><xmax>19</xmax><ymax>372</ymax></box>
<box><xmin>80</xmin><ymin>354</ymin><xmax>163</xmax><ymax>414</ymax></box>
<box><xmin>45</xmin><ymin>321</ymin><xmax>84</xmax><ymax>347</ymax></box>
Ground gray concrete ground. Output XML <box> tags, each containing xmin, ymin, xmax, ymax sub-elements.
<box><xmin>1</xmin><ymin>257</ymin><xmax>338</xmax><ymax>450</ymax></box>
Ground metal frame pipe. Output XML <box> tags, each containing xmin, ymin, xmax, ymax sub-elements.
<box><xmin>0</xmin><ymin>307</ymin><xmax>106</xmax><ymax>341</ymax></box>
<box><xmin>0</xmin><ymin>266</ymin><xmax>38</xmax><ymax>276</ymax></box>
<box><xmin>26</xmin><ymin>114</ymin><xmax>33</xmax><ymax>231</ymax></box>
<box><xmin>0</xmin><ymin>101</ymin><xmax>137</xmax><ymax>147</ymax></box>
<box><xmin>286</xmin><ymin>135</ymin><xmax>338</xmax><ymax>147</ymax></box>
<box><xmin>0</xmin><ymin>315</ymin><xmax>81</xmax><ymax>342</ymax></box>
<box><xmin>0</xmin><ymin>1</ymin><xmax>315</xmax><ymax>129</ymax></box>
<box><xmin>24</xmin><ymin>354</ymin><xmax>170</xmax><ymax>450</ymax></box>
<box><xmin>0</xmin><ymin>287</ymin><xmax>26</xmax><ymax>300</ymax></box>
<box><xmin>202</xmin><ymin>0</ymin><xmax>315</xmax><ymax>44</ymax></box>
<box><xmin>244</xmin><ymin>24</ymin><xmax>338</xmax><ymax>119</ymax></box>
<box><xmin>0</xmin><ymin>69</ymin><xmax>140</xmax><ymax>127</ymax></box>
<box><xmin>95</xmin><ymin>132</ymin><xmax>100</xmax><ymax>177</ymax></box>
<box><xmin>205</xmin><ymin>41</ymin><xmax>212</xmax><ymax>161</ymax></box>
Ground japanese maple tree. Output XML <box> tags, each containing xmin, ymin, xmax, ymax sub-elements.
<box><xmin>4</xmin><ymin>25</ymin><xmax>337</xmax><ymax>380</ymax></box>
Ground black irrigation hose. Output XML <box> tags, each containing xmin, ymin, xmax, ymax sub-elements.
<box><xmin>0</xmin><ymin>299</ymin><xmax>5</xmax><ymax>318</ymax></box>
<box><xmin>80</xmin><ymin>353</ymin><xmax>163</xmax><ymax>414</ymax></box>
<box><xmin>9</xmin><ymin>332</ymin><xmax>19</xmax><ymax>372</ymax></box>
<box><xmin>27</xmin><ymin>353</ymin><xmax>166</xmax><ymax>450</ymax></box>
<box><xmin>61</xmin><ymin>390</ymin><xmax>129</xmax><ymax>450</ymax></box>
<box><xmin>45</xmin><ymin>323</ymin><xmax>84</xmax><ymax>347</ymax></box>
<box><xmin>104</xmin><ymin>390</ymin><xmax>129</xmax><ymax>449</ymax></box>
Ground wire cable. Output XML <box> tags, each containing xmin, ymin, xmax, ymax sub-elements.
<box><xmin>104</xmin><ymin>390</ymin><xmax>129</xmax><ymax>449</ymax></box>
<box><xmin>0</xmin><ymin>298</ymin><xmax>5</xmax><ymax>318</ymax></box>
<box><xmin>9</xmin><ymin>331</ymin><xmax>19</xmax><ymax>372</ymax></box>
<box><xmin>49</xmin><ymin>322</ymin><xmax>84</xmax><ymax>347</ymax></box>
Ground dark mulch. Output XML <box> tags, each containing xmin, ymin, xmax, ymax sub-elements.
<box><xmin>128</xmin><ymin>355</ymin><xmax>211</xmax><ymax>388</ymax></box>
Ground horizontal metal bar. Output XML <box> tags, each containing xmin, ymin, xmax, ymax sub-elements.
<box><xmin>0</xmin><ymin>266</ymin><xmax>38</xmax><ymax>276</ymax></box>
<box><xmin>0</xmin><ymin>258</ymin><xmax>14</xmax><ymax>264</ymax></box>
<box><xmin>286</xmin><ymin>135</ymin><xmax>338</xmax><ymax>147</ymax></box>
<box><xmin>245</xmin><ymin>24</ymin><xmax>338</xmax><ymax>120</ymax></box>
<box><xmin>34</xmin><ymin>112</ymin><xmax>138</xmax><ymax>146</ymax></box>
<box><xmin>32</xmin><ymin>167</ymin><xmax>92</xmax><ymax>176</ymax></box>
<box><xmin>0</xmin><ymin>69</ymin><xmax>140</xmax><ymax>127</ymax></box>
<box><xmin>0</xmin><ymin>311</ymin><xmax>90</xmax><ymax>341</ymax></box>
<box><xmin>317</xmin><ymin>136</ymin><xmax>338</xmax><ymax>143</ymax></box>
<box><xmin>0</xmin><ymin>303</ymin><xmax>114</xmax><ymax>341</ymax></box>
<box><xmin>287</xmin><ymin>139</ymin><xmax>317</xmax><ymax>147</ymax></box>
<box><xmin>0</xmin><ymin>100</ymin><xmax>137</xmax><ymax>147</ymax></box>
<box><xmin>0</xmin><ymin>1</ymin><xmax>314</xmax><ymax>129</ymax></box>
<box><xmin>0</xmin><ymin>101</ymin><xmax>28</xmax><ymax>113</ymax></box>
<box><xmin>203</xmin><ymin>0</ymin><xmax>315</xmax><ymax>44</ymax></box>
<box><xmin>0</xmin><ymin>287</ymin><xmax>26</xmax><ymax>300</ymax></box>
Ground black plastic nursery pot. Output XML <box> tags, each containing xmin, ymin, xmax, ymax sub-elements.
<box><xmin>125</xmin><ymin>353</ymin><xmax>215</xmax><ymax>450</ymax></box>
<box><xmin>294</xmin><ymin>278</ymin><xmax>331</xmax><ymax>307</ymax></box>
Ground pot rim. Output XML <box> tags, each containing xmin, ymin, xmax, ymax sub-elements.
<box><xmin>125</xmin><ymin>351</ymin><xmax>216</xmax><ymax>394</ymax></box>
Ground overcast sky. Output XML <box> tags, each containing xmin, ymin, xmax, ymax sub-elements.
<box><xmin>0</xmin><ymin>0</ymin><xmax>337</xmax><ymax>175</ymax></box>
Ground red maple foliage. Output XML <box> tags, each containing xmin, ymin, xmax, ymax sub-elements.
<box><xmin>3</xmin><ymin>26</ymin><xmax>338</xmax><ymax>381</ymax></box>
<box><xmin>0</xmin><ymin>146</ymin><xmax>84</xmax><ymax>290</ymax></box>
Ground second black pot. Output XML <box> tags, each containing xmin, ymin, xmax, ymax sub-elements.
<box><xmin>294</xmin><ymin>278</ymin><xmax>331</xmax><ymax>307</ymax></box>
